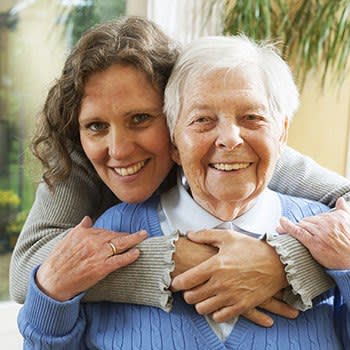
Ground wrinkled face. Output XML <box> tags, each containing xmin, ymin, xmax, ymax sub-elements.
<box><xmin>172</xmin><ymin>66</ymin><xmax>288</xmax><ymax>220</ymax></box>
<box><xmin>79</xmin><ymin>64</ymin><xmax>173</xmax><ymax>203</ymax></box>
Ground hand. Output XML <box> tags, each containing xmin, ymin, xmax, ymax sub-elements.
<box><xmin>36</xmin><ymin>216</ymin><xmax>147</xmax><ymax>301</ymax></box>
<box><xmin>170</xmin><ymin>237</ymin><xmax>217</xmax><ymax>279</ymax></box>
<box><xmin>241</xmin><ymin>293</ymin><xmax>299</xmax><ymax>327</ymax></box>
<box><xmin>277</xmin><ymin>197</ymin><xmax>350</xmax><ymax>269</ymax></box>
<box><xmin>171</xmin><ymin>229</ymin><xmax>288</xmax><ymax>322</ymax></box>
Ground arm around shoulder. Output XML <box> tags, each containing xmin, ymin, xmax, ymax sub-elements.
<box><xmin>271</xmin><ymin>146</ymin><xmax>350</xmax><ymax>206</ymax></box>
<box><xmin>9</xmin><ymin>151</ymin><xmax>113</xmax><ymax>303</ymax></box>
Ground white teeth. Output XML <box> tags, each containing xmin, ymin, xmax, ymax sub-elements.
<box><xmin>114</xmin><ymin>160</ymin><xmax>146</xmax><ymax>176</ymax></box>
<box><xmin>212</xmin><ymin>162</ymin><xmax>250</xmax><ymax>171</ymax></box>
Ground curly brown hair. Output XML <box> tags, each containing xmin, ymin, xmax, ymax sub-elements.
<box><xmin>32</xmin><ymin>16</ymin><xmax>180</xmax><ymax>189</ymax></box>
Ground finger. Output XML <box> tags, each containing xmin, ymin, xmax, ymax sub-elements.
<box><xmin>171</xmin><ymin>258</ymin><xmax>215</xmax><ymax>291</ymax></box>
<box><xmin>183</xmin><ymin>283</ymin><xmax>216</xmax><ymax>304</ymax></box>
<box><xmin>187</xmin><ymin>230</ymin><xmax>224</xmax><ymax>247</ymax></box>
<box><xmin>278</xmin><ymin>217</ymin><xmax>312</xmax><ymax>244</ymax></box>
<box><xmin>259</xmin><ymin>298</ymin><xmax>299</xmax><ymax>319</ymax></box>
<box><xmin>276</xmin><ymin>225</ymin><xmax>286</xmax><ymax>233</ymax></box>
<box><xmin>80</xmin><ymin>216</ymin><xmax>93</xmax><ymax>228</ymax></box>
<box><xmin>106</xmin><ymin>248</ymin><xmax>140</xmax><ymax>271</ymax></box>
<box><xmin>336</xmin><ymin>197</ymin><xmax>349</xmax><ymax>212</ymax></box>
<box><xmin>108</xmin><ymin>230</ymin><xmax>147</xmax><ymax>255</ymax></box>
<box><xmin>240</xmin><ymin>308</ymin><xmax>274</xmax><ymax>328</ymax></box>
<box><xmin>297</xmin><ymin>220</ymin><xmax>321</xmax><ymax>236</ymax></box>
<box><xmin>193</xmin><ymin>293</ymin><xmax>235</xmax><ymax>316</ymax></box>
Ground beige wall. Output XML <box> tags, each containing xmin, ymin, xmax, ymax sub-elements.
<box><xmin>288</xmin><ymin>71</ymin><xmax>350</xmax><ymax>176</ymax></box>
<box><xmin>5</xmin><ymin>0</ymin><xmax>67</xmax><ymax>136</ymax></box>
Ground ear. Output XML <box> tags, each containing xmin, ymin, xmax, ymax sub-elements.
<box><xmin>171</xmin><ymin>142</ymin><xmax>182</xmax><ymax>165</ymax></box>
<box><xmin>279</xmin><ymin>117</ymin><xmax>289</xmax><ymax>146</ymax></box>
<box><xmin>277</xmin><ymin>117</ymin><xmax>289</xmax><ymax>155</ymax></box>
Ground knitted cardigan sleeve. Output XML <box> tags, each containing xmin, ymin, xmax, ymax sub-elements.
<box><xmin>271</xmin><ymin>146</ymin><xmax>350</xmax><ymax>205</ymax></box>
<box><xmin>265</xmin><ymin>146</ymin><xmax>350</xmax><ymax>309</ymax></box>
<box><xmin>9</xmin><ymin>150</ymin><xmax>177</xmax><ymax>311</ymax></box>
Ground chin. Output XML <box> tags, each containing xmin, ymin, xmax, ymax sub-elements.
<box><xmin>119</xmin><ymin>190</ymin><xmax>154</xmax><ymax>204</ymax></box>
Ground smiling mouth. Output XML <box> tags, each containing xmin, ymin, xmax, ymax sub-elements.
<box><xmin>114</xmin><ymin>160</ymin><xmax>149</xmax><ymax>176</ymax></box>
<box><xmin>210</xmin><ymin>162</ymin><xmax>251</xmax><ymax>171</ymax></box>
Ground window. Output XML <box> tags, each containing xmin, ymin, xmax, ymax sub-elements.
<box><xmin>0</xmin><ymin>0</ymin><xmax>126</xmax><ymax>300</ymax></box>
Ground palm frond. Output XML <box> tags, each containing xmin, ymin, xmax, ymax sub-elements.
<box><xmin>213</xmin><ymin>0</ymin><xmax>350</xmax><ymax>88</ymax></box>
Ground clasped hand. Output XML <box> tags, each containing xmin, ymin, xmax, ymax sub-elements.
<box><xmin>171</xmin><ymin>229</ymin><xmax>298</xmax><ymax>327</ymax></box>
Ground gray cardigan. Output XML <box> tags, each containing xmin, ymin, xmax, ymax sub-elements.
<box><xmin>9</xmin><ymin>146</ymin><xmax>350</xmax><ymax>310</ymax></box>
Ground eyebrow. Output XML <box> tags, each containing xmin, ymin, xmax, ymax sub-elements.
<box><xmin>184</xmin><ymin>100</ymin><xmax>268</xmax><ymax>114</ymax></box>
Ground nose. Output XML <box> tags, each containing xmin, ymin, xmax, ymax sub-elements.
<box><xmin>215</xmin><ymin>122</ymin><xmax>243</xmax><ymax>150</ymax></box>
<box><xmin>108</xmin><ymin>128</ymin><xmax>136</xmax><ymax>160</ymax></box>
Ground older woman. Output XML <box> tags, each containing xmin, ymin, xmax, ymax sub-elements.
<box><xmin>18</xmin><ymin>35</ymin><xmax>349</xmax><ymax>349</ymax></box>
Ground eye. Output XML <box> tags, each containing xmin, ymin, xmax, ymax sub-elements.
<box><xmin>86</xmin><ymin>122</ymin><xmax>108</xmax><ymax>132</ymax></box>
<box><xmin>131</xmin><ymin>113</ymin><xmax>152</xmax><ymax>124</ymax></box>
<box><xmin>191</xmin><ymin>116</ymin><xmax>212</xmax><ymax>124</ymax></box>
<box><xmin>245</xmin><ymin>114</ymin><xmax>261</xmax><ymax>121</ymax></box>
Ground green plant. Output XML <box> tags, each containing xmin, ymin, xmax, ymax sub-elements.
<box><xmin>0</xmin><ymin>190</ymin><xmax>20</xmax><ymax>208</ymax></box>
<box><xmin>0</xmin><ymin>189</ymin><xmax>20</xmax><ymax>233</ymax></box>
<box><xmin>64</xmin><ymin>0</ymin><xmax>126</xmax><ymax>46</ymax></box>
<box><xmin>212</xmin><ymin>0</ymin><xmax>350</xmax><ymax>86</ymax></box>
<box><xmin>6</xmin><ymin>210</ymin><xmax>28</xmax><ymax>235</ymax></box>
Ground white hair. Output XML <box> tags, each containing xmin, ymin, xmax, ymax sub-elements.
<box><xmin>164</xmin><ymin>35</ymin><xmax>299</xmax><ymax>140</ymax></box>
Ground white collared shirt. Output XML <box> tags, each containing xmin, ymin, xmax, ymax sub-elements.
<box><xmin>158</xmin><ymin>175</ymin><xmax>282</xmax><ymax>341</ymax></box>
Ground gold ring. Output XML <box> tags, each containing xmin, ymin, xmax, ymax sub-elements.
<box><xmin>108</xmin><ymin>241</ymin><xmax>117</xmax><ymax>256</ymax></box>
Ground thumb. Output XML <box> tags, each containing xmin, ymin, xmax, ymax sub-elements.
<box><xmin>79</xmin><ymin>216</ymin><xmax>93</xmax><ymax>228</ymax></box>
<box><xmin>336</xmin><ymin>197</ymin><xmax>349</xmax><ymax>212</ymax></box>
<box><xmin>187</xmin><ymin>229</ymin><xmax>224</xmax><ymax>248</ymax></box>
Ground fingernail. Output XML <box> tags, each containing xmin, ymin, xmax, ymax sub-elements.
<box><xmin>138</xmin><ymin>230</ymin><xmax>148</xmax><ymax>237</ymax></box>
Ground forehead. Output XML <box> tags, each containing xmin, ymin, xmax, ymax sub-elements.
<box><xmin>182</xmin><ymin>66</ymin><xmax>268</xmax><ymax>110</ymax></box>
<box><xmin>184</xmin><ymin>65</ymin><xmax>266</xmax><ymax>95</ymax></box>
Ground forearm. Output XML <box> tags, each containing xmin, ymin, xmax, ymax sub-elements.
<box><xmin>18</xmin><ymin>267</ymin><xmax>86</xmax><ymax>349</ymax></box>
<box><xmin>85</xmin><ymin>233</ymin><xmax>179</xmax><ymax>311</ymax></box>
<box><xmin>271</xmin><ymin>146</ymin><xmax>350</xmax><ymax>206</ymax></box>
<box><xmin>11</xmin><ymin>150</ymin><xmax>180</xmax><ymax>309</ymax></box>
<box><xmin>265</xmin><ymin>233</ymin><xmax>335</xmax><ymax>310</ymax></box>
<box><xmin>11</xmin><ymin>203</ymin><xmax>178</xmax><ymax>309</ymax></box>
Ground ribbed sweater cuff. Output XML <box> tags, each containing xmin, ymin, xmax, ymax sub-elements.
<box><xmin>84</xmin><ymin>232</ymin><xmax>178</xmax><ymax>311</ymax></box>
<box><xmin>20</xmin><ymin>266</ymin><xmax>84</xmax><ymax>336</ymax></box>
<box><xmin>265</xmin><ymin>234</ymin><xmax>335</xmax><ymax>310</ymax></box>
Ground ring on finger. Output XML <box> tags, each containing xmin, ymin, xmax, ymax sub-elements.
<box><xmin>108</xmin><ymin>241</ymin><xmax>118</xmax><ymax>256</ymax></box>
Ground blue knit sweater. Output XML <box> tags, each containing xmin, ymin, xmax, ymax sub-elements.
<box><xmin>18</xmin><ymin>194</ymin><xmax>350</xmax><ymax>349</ymax></box>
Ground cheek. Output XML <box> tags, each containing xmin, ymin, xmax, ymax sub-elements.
<box><xmin>148</xmin><ymin>123</ymin><xmax>172</xmax><ymax>161</ymax></box>
<box><xmin>80</xmin><ymin>136</ymin><xmax>104</xmax><ymax>163</ymax></box>
<box><xmin>255</xmin><ymin>137</ymin><xmax>281</xmax><ymax>175</ymax></box>
<box><xmin>176</xmin><ymin>133</ymin><xmax>209</xmax><ymax>163</ymax></box>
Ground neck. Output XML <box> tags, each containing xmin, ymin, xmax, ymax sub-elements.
<box><xmin>191</xmin><ymin>194</ymin><xmax>257</xmax><ymax>221</ymax></box>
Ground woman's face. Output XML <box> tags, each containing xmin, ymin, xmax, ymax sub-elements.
<box><xmin>79</xmin><ymin>64</ymin><xmax>173</xmax><ymax>203</ymax></box>
<box><xmin>172</xmin><ymin>66</ymin><xmax>288</xmax><ymax>220</ymax></box>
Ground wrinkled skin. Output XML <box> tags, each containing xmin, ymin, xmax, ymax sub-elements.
<box><xmin>277</xmin><ymin>197</ymin><xmax>350</xmax><ymax>269</ymax></box>
<box><xmin>36</xmin><ymin>217</ymin><xmax>147</xmax><ymax>301</ymax></box>
<box><xmin>172</xmin><ymin>230</ymin><xmax>298</xmax><ymax>325</ymax></box>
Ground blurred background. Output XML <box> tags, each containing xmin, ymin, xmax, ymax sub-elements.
<box><xmin>0</xmin><ymin>0</ymin><xmax>349</xmax><ymax>347</ymax></box>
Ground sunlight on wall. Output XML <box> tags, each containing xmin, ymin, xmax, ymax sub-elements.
<box><xmin>288</xmin><ymin>70</ymin><xmax>350</xmax><ymax>176</ymax></box>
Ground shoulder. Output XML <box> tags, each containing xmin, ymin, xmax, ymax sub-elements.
<box><xmin>278</xmin><ymin>193</ymin><xmax>330</xmax><ymax>223</ymax></box>
<box><xmin>94</xmin><ymin>195</ymin><xmax>161</xmax><ymax>233</ymax></box>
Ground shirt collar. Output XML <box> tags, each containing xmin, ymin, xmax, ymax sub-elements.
<box><xmin>160</xmin><ymin>173</ymin><xmax>281</xmax><ymax>236</ymax></box>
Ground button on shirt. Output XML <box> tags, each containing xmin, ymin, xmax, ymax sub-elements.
<box><xmin>158</xmin><ymin>175</ymin><xmax>282</xmax><ymax>341</ymax></box>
